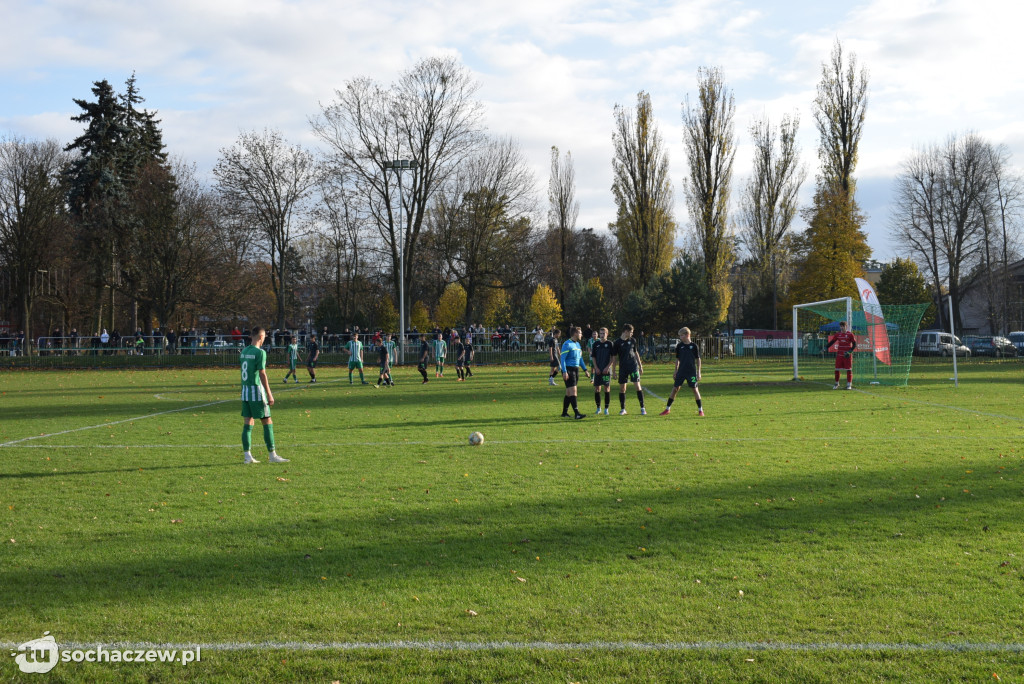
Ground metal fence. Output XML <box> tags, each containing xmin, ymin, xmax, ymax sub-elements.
<box><xmin>0</xmin><ymin>332</ymin><xmax>736</xmax><ymax>369</ymax></box>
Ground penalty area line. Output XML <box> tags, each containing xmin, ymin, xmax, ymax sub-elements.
<box><xmin>1</xmin><ymin>640</ymin><xmax>1020</xmax><ymax>653</ymax></box>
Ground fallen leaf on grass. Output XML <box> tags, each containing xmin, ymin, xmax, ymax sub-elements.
<box><xmin>170</xmin><ymin>519</ymin><xmax>183</xmax><ymax>524</ymax></box>
<box><xmin>466</xmin><ymin>609</ymin><xmax>478</xmax><ymax>616</ymax></box>
<box><xmin>516</xmin><ymin>576</ymin><xmax>527</xmax><ymax>583</ymax></box>
<box><xmin>276</xmin><ymin>477</ymin><xmax>290</xmax><ymax>482</ymax></box>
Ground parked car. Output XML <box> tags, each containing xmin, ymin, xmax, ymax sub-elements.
<box><xmin>211</xmin><ymin>338</ymin><xmax>241</xmax><ymax>350</ymax></box>
<box><xmin>914</xmin><ymin>330</ymin><xmax>971</xmax><ymax>357</ymax></box>
<box><xmin>1007</xmin><ymin>331</ymin><xmax>1024</xmax><ymax>354</ymax></box>
<box><xmin>963</xmin><ymin>335</ymin><xmax>1017</xmax><ymax>357</ymax></box>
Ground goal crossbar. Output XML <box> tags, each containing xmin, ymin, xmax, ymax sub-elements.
<box><xmin>792</xmin><ymin>297</ymin><xmax>852</xmax><ymax>381</ymax></box>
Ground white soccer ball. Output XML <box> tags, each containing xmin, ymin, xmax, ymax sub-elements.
<box><xmin>469</xmin><ymin>431</ymin><xmax>484</xmax><ymax>446</ymax></box>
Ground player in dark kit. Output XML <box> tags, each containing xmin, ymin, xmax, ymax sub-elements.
<box><xmin>825</xmin><ymin>320</ymin><xmax>857</xmax><ymax>390</ymax></box>
<box><xmin>547</xmin><ymin>329</ymin><xmax>561</xmax><ymax>385</ymax></box>
<box><xmin>660</xmin><ymin>327</ymin><xmax>703</xmax><ymax>417</ymax></box>
<box><xmin>305</xmin><ymin>333</ymin><xmax>320</xmax><ymax>383</ymax></box>
<box><xmin>375</xmin><ymin>333</ymin><xmax>394</xmax><ymax>387</ymax></box>
<box><xmin>416</xmin><ymin>337</ymin><xmax>433</xmax><ymax>384</ymax></box>
<box><xmin>611</xmin><ymin>324</ymin><xmax>646</xmax><ymax>415</ymax></box>
<box><xmin>463</xmin><ymin>330</ymin><xmax>474</xmax><ymax>377</ymax></box>
<box><xmin>454</xmin><ymin>339</ymin><xmax>467</xmax><ymax>381</ymax></box>
<box><xmin>590</xmin><ymin>327</ymin><xmax>615</xmax><ymax>415</ymax></box>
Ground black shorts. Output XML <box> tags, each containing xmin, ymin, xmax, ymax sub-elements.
<box><xmin>674</xmin><ymin>372</ymin><xmax>698</xmax><ymax>389</ymax></box>
<box><xmin>593</xmin><ymin>373</ymin><xmax>611</xmax><ymax>387</ymax></box>
<box><xmin>307</xmin><ymin>360</ymin><xmax>317</xmax><ymax>369</ymax></box>
<box><xmin>456</xmin><ymin>359</ymin><xmax>465</xmax><ymax>367</ymax></box>
<box><xmin>618</xmin><ymin>368</ymin><xmax>640</xmax><ymax>384</ymax></box>
<box><xmin>563</xmin><ymin>367</ymin><xmax>579</xmax><ymax>388</ymax></box>
<box><xmin>417</xmin><ymin>361</ymin><xmax>427</xmax><ymax>371</ymax></box>
<box><xmin>550</xmin><ymin>358</ymin><xmax>560</xmax><ymax>369</ymax></box>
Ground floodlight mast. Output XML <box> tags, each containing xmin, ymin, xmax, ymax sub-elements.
<box><xmin>384</xmin><ymin>159</ymin><xmax>418</xmax><ymax>364</ymax></box>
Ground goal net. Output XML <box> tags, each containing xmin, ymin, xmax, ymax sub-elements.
<box><xmin>792</xmin><ymin>298</ymin><xmax>930</xmax><ymax>386</ymax></box>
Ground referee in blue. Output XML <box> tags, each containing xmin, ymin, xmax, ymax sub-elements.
<box><xmin>559</xmin><ymin>326</ymin><xmax>590</xmax><ymax>419</ymax></box>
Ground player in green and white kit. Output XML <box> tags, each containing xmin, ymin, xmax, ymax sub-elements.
<box><xmin>240</xmin><ymin>327</ymin><xmax>288</xmax><ymax>464</ymax></box>
<box><xmin>384</xmin><ymin>334</ymin><xmax>397</xmax><ymax>367</ymax></box>
<box><xmin>283</xmin><ymin>335</ymin><xmax>299</xmax><ymax>383</ymax></box>
<box><xmin>345</xmin><ymin>333</ymin><xmax>368</xmax><ymax>385</ymax></box>
<box><xmin>431</xmin><ymin>332</ymin><xmax>447</xmax><ymax>378</ymax></box>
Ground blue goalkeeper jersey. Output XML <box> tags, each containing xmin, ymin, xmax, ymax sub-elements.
<box><xmin>559</xmin><ymin>339</ymin><xmax>584</xmax><ymax>372</ymax></box>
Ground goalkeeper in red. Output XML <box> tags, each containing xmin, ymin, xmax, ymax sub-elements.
<box><xmin>825</xmin><ymin>320</ymin><xmax>857</xmax><ymax>390</ymax></box>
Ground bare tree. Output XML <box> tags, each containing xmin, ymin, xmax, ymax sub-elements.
<box><xmin>985</xmin><ymin>144</ymin><xmax>1023</xmax><ymax>331</ymax></box>
<box><xmin>213</xmin><ymin>129</ymin><xmax>319</xmax><ymax>329</ymax></box>
<box><xmin>739</xmin><ymin>113</ymin><xmax>805</xmax><ymax>328</ymax></box>
<box><xmin>431</xmin><ymin>136</ymin><xmax>538</xmax><ymax>323</ymax></box>
<box><xmin>548</xmin><ymin>146</ymin><xmax>580</xmax><ymax>303</ymax></box>
<box><xmin>611</xmin><ymin>90</ymin><xmax>676</xmax><ymax>289</ymax></box>
<box><xmin>313</xmin><ymin>173</ymin><xmax>378</xmax><ymax>322</ymax></box>
<box><xmin>311</xmin><ymin>56</ymin><xmax>484</xmax><ymax>321</ymax></box>
<box><xmin>683</xmin><ymin>67</ymin><xmax>737</xmax><ymax>322</ymax></box>
<box><xmin>0</xmin><ymin>136</ymin><xmax>68</xmax><ymax>353</ymax></box>
<box><xmin>893</xmin><ymin>133</ymin><xmax>993</xmax><ymax>330</ymax></box>
<box><xmin>131</xmin><ymin>159</ymin><xmax>220</xmax><ymax>328</ymax></box>
<box><xmin>892</xmin><ymin>144</ymin><xmax>947</xmax><ymax>327</ymax></box>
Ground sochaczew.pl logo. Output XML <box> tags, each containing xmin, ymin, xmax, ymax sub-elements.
<box><xmin>11</xmin><ymin>632</ymin><xmax>201</xmax><ymax>673</ymax></box>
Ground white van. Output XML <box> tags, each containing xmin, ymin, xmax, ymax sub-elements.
<box><xmin>1007</xmin><ymin>331</ymin><xmax>1024</xmax><ymax>354</ymax></box>
<box><xmin>915</xmin><ymin>330</ymin><xmax>971</xmax><ymax>357</ymax></box>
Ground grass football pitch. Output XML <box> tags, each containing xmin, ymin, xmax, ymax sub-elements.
<box><xmin>2</xmin><ymin>360</ymin><xmax>1023</xmax><ymax>682</ymax></box>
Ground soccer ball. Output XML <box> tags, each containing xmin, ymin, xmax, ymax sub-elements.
<box><xmin>469</xmin><ymin>431</ymin><xmax>484</xmax><ymax>446</ymax></box>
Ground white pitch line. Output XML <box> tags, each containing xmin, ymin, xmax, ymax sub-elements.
<box><xmin>0</xmin><ymin>398</ymin><xmax>232</xmax><ymax>448</ymax></box>
<box><xmin>1</xmin><ymin>433</ymin><xmax>1013</xmax><ymax>449</ymax></box>
<box><xmin>643</xmin><ymin>387</ymin><xmax>666</xmax><ymax>401</ymax></box>
<box><xmin>0</xmin><ymin>379</ymin><xmax>345</xmax><ymax>448</ymax></box>
<box><xmin>1</xmin><ymin>640</ymin><xmax>1020</xmax><ymax>653</ymax></box>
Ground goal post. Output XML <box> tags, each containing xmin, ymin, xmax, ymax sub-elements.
<box><xmin>792</xmin><ymin>297</ymin><xmax>851</xmax><ymax>381</ymax></box>
<box><xmin>792</xmin><ymin>298</ymin><xmax>930</xmax><ymax>386</ymax></box>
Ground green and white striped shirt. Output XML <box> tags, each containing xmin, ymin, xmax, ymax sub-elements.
<box><xmin>240</xmin><ymin>345</ymin><xmax>267</xmax><ymax>402</ymax></box>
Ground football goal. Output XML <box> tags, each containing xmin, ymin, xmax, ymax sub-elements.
<box><xmin>792</xmin><ymin>298</ymin><xmax>930</xmax><ymax>386</ymax></box>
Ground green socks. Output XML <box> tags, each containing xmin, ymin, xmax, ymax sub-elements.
<box><xmin>242</xmin><ymin>424</ymin><xmax>253</xmax><ymax>451</ymax></box>
<box><xmin>263</xmin><ymin>423</ymin><xmax>275</xmax><ymax>452</ymax></box>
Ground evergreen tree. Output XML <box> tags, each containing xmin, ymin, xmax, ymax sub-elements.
<box><xmin>64</xmin><ymin>76</ymin><xmax>171</xmax><ymax>331</ymax></box>
<box><xmin>564</xmin><ymin>277</ymin><xmax>615</xmax><ymax>331</ymax></box>
<box><xmin>876</xmin><ymin>257</ymin><xmax>936</xmax><ymax>323</ymax></box>
<box><xmin>653</xmin><ymin>254</ymin><xmax>720</xmax><ymax>334</ymax></box>
<box><xmin>64</xmin><ymin>79</ymin><xmax>132</xmax><ymax>329</ymax></box>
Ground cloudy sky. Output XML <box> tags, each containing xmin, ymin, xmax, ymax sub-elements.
<box><xmin>2</xmin><ymin>0</ymin><xmax>1021</xmax><ymax>260</ymax></box>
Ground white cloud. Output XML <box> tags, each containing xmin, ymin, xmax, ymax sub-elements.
<box><xmin>2</xmin><ymin>0</ymin><xmax>1022</xmax><ymax>262</ymax></box>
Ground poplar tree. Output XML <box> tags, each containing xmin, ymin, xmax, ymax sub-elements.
<box><xmin>682</xmin><ymin>67</ymin><xmax>736</xmax><ymax>323</ymax></box>
<box><xmin>610</xmin><ymin>91</ymin><xmax>676</xmax><ymax>289</ymax></box>
<box><xmin>790</xmin><ymin>40</ymin><xmax>871</xmax><ymax>304</ymax></box>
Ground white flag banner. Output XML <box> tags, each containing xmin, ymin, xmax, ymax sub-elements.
<box><xmin>855</xmin><ymin>277</ymin><xmax>891</xmax><ymax>365</ymax></box>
